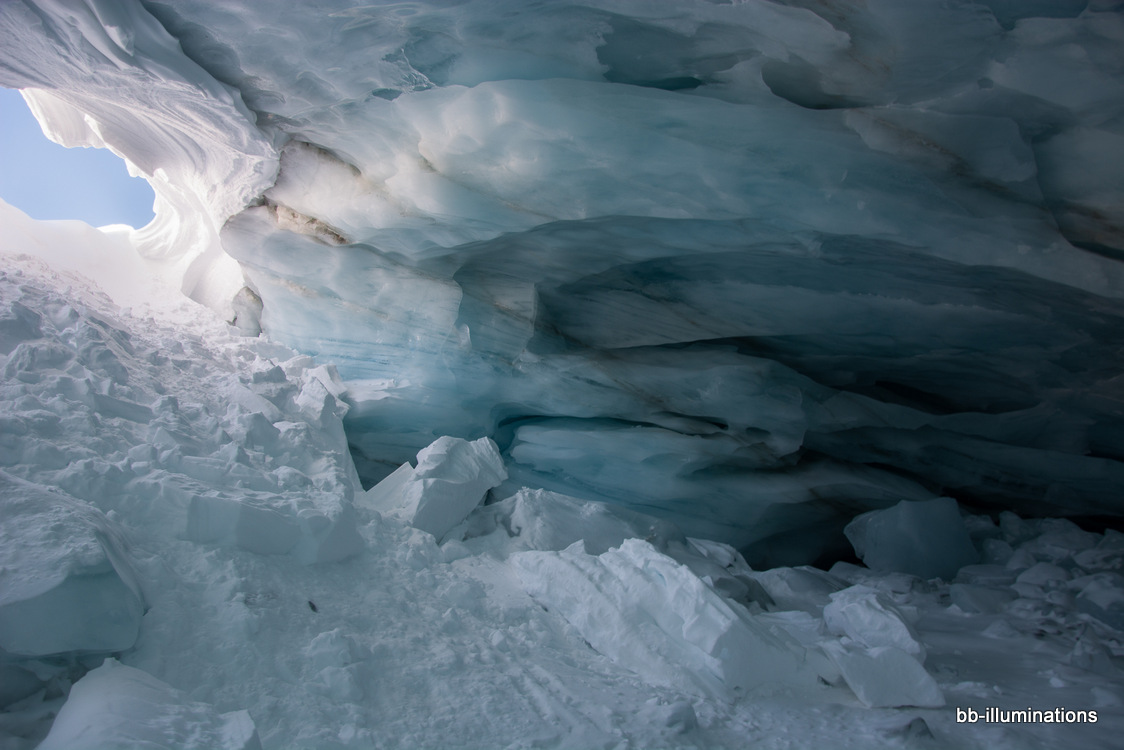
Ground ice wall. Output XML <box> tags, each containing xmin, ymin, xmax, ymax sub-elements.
<box><xmin>3</xmin><ymin>0</ymin><xmax>1124</xmax><ymax>563</ymax></box>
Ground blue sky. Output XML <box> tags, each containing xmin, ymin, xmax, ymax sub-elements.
<box><xmin>0</xmin><ymin>87</ymin><xmax>155</xmax><ymax>228</ymax></box>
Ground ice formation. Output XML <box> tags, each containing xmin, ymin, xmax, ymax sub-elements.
<box><xmin>1</xmin><ymin>0</ymin><xmax>1124</xmax><ymax>748</ymax></box>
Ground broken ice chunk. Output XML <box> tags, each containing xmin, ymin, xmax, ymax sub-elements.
<box><xmin>821</xmin><ymin>641</ymin><xmax>945</xmax><ymax>708</ymax></box>
<box><xmin>1072</xmin><ymin>573</ymin><xmax>1124</xmax><ymax>631</ymax></box>
<box><xmin>845</xmin><ymin>497</ymin><xmax>979</xmax><ymax>580</ymax></box>
<box><xmin>37</xmin><ymin>659</ymin><xmax>261</xmax><ymax>750</ymax></box>
<box><xmin>948</xmin><ymin>583</ymin><xmax>1017</xmax><ymax>615</ymax></box>
<box><xmin>501</xmin><ymin>487</ymin><xmax>682</xmax><ymax>555</ymax></box>
<box><xmin>823</xmin><ymin>585</ymin><xmax>926</xmax><ymax>662</ymax></box>
<box><xmin>749</xmin><ymin>566</ymin><xmax>846</xmax><ymax>615</ymax></box>
<box><xmin>0</xmin><ymin>474</ymin><xmax>143</xmax><ymax>657</ymax></box>
<box><xmin>364</xmin><ymin>436</ymin><xmax>507</xmax><ymax>541</ymax></box>
<box><xmin>511</xmin><ymin>539</ymin><xmax>819</xmax><ymax>700</ymax></box>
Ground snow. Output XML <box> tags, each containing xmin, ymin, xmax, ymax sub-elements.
<box><xmin>36</xmin><ymin>659</ymin><xmax>261</xmax><ymax>750</ymax></box>
<box><xmin>1</xmin><ymin>1</ymin><xmax>1124</xmax><ymax>748</ymax></box>
<box><xmin>0</xmin><ymin>472</ymin><xmax>143</xmax><ymax>657</ymax></box>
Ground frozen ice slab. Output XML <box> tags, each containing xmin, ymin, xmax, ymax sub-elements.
<box><xmin>749</xmin><ymin>566</ymin><xmax>846</xmax><ymax>615</ymax></box>
<box><xmin>37</xmin><ymin>659</ymin><xmax>261</xmax><ymax>750</ymax></box>
<box><xmin>1073</xmin><ymin>573</ymin><xmax>1124</xmax><ymax>631</ymax></box>
<box><xmin>364</xmin><ymin>436</ymin><xmax>507</xmax><ymax>541</ymax></box>
<box><xmin>464</xmin><ymin>488</ymin><xmax>772</xmax><ymax>607</ymax></box>
<box><xmin>949</xmin><ymin>583</ymin><xmax>1017</xmax><ymax>615</ymax></box>
<box><xmin>511</xmin><ymin>539</ymin><xmax>819</xmax><ymax>700</ymax></box>
<box><xmin>845</xmin><ymin>498</ymin><xmax>979</xmax><ymax>580</ymax></box>
<box><xmin>0</xmin><ymin>473</ymin><xmax>143</xmax><ymax>657</ymax></box>
<box><xmin>465</xmin><ymin>487</ymin><xmax>684</xmax><ymax>555</ymax></box>
<box><xmin>823</xmin><ymin>585</ymin><xmax>926</xmax><ymax>662</ymax></box>
<box><xmin>821</xmin><ymin>642</ymin><xmax>945</xmax><ymax>709</ymax></box>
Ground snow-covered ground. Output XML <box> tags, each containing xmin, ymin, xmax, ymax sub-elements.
<box><xmin>0</xmin><ymin>250</ymin><xmax>1121</xmax><ymax>749</ymax></box>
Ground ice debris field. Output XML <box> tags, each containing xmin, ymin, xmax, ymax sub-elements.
<box><xmin>2</xmin><ymin>0</ymin><xmax>1124</xmax><ymax>748</ymax></box>
<box><xmin>1</xmin><ymin>254</ymin><xmax>1122</xmax><ymax>748</ymax></box>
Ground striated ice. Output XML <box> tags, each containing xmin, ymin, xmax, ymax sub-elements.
<box><xmin>845</xmin><ymin>498</ymin><xmax>979</xmax><ymax>580</ymax></box>
<box><xmin>37</xmin><ymin>659</ymin><xmax>261</xmax><ymax>750</ymax></box>
<box><xmin>5</xmin><ymin>0</ymin><xmax>1122</xmax><ymax>558</ymax></box>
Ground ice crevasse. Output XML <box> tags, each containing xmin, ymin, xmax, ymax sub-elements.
<box><xmin>1</xmin><ymin>1</ymin><xmax>1124</xmax><ymax>749</ymax></box>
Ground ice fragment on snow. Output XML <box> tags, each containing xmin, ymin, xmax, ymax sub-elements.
<box><xmin>0</xmin><ymin>473</ymin><xmax>143</xmax><ymax>657</ymax></box>
<box><xmin>364</xmin><ymin>436</ymin><xmax>506</xmax><ymax>540</ymax></box>
<box><xmin>948</xmin><ymin>584</ymin><xmax>1017</xmax><ymax>615</ymax></box>
<box><xmin>845</xmin><ymin>497</ymin><xmax>979</xmax><ymax>580</ymax></box>
<box><xmin>37</xmin><ymin>659</ymin><xmax>261</xmax><ymax>750</ymax></box>
<box><xmin>750</xmin><ymin>566</ymin><xmax>846</xmax><ymax>615</ymax></box>
<box><xmin>955</xmin><ymin>564</ymin><xmax>1017</xmax><ymax>587</ymax></box>
<box><xmin>1015</xmin><ymin>562</ymin><xmax>1070</xmax><ymax>587</ymax></box>
<box><xmin>1073</xmin><ymin>573</ymin><xmax>1124</xmax><ymax>631</ymax></box>
<box><xmin>511</xmin><ymin>539</ymin><xmax>818</xmax><ymax>700</ymax></box>
<box><xmin>503</xmin><ymin>487</ymin><xmax>681</xmax><ymax>555</ymax></box>
<box><xmin>823</xmin><ymin>585</ymin><xmax>926</xmax><ymax>662</ymax></box>
<box><xmin>821</xmin><ymin>641</ymin><xmax>945</xmax><ymax>708</ymax></box>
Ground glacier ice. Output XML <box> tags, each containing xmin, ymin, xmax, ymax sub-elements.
<box><xmin>845</xmin><ymin>498</ymin><xmax>981</xmax><ymax>580</ymax></box>
<box><xmin>749</xmin><ymin>566</ymin><xmax>846</xmax><ymax>616</ymax></box>
<box><xmin>4</xmin><ymin>0</ymin><xmax>1124</xmax><ymax>565</ymax></box>
<box><xmin>0</xmin><ymin>259</ymin><xmax>364</xmax><ymax>567</ymax></box>
<box><xmin>2</xmin><ymin>0</ymin><xmax>1124</xmax><ymax>748</ymax></box>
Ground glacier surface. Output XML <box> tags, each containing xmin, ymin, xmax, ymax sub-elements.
<box><xmin>1</xmin><ymin>0</ymin><xmax>1124</xmax><ymax>748</ymax></box>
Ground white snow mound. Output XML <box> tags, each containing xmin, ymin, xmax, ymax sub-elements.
<box><xmin>0</xmin><ymin>472</ymin><xmax>143</xmax><ymax>657</ymax></box>
<box><xmin>37</xmin><ymin>658</ymin><xmax>261</xmax><ymax>750</ymax></box>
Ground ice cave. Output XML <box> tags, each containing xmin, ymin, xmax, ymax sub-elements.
<box><xmin>1</xmin><ymin>1</ymin><xmax>1123</xmax><ymax>748</ymax></box>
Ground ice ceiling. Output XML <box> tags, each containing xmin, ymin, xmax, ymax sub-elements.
<box><xmin>2</xmin><ymin>0</ymin><xmax>1123</xmax><ymax>566</ymax></box>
